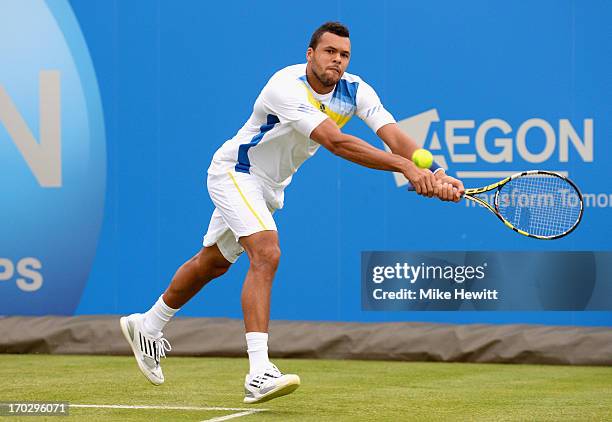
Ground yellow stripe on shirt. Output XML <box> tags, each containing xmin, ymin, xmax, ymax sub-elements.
<box><xmin>302</xmin><ymin>85</ymin><xmax>353</xmax><ymax>128</ymax></box>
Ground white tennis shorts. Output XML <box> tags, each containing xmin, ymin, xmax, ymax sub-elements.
<box><xmin>203</xmin><ymin>171</ymin><xmax>283</xmax><ymax>263</ymax></box>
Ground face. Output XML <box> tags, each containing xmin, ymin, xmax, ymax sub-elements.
<box><xmin>307</xmin><ymin>32</ymin><xmax>351</xmax><ymax>87</ymax></box>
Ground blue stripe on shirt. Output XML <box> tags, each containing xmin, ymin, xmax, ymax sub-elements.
<box><xmin>332</xmin><ymin>79</ymin><xmax>359</xmax><ymax>107</ymax></box>
<box><xmin>235</xmin><ymin>114</ymin><xmax>280</xmax><ymax>174</ymax></box>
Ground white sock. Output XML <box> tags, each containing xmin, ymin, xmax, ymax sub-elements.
<box><xmin>246</xmin><ymin>332</ymin><xmax>271</xmax><ymax>376</ymax></box>
<box><xmin>142</xmin><ymin>295</ymin><xmax>179</xmax><ymax>337</ymax></box>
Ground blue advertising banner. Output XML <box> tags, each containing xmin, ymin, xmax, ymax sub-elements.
<box><xmin>0</xmin><ymin>0</ymin><xmax>105</xmax><ymax>315</ymax></box>
<box><xmin>0</xmin><ymin>0</ymin><xmax>610</xmax><ymax>326</ymax></box>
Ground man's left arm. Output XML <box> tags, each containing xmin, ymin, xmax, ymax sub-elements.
<box><xmin>376</xmin><ymin>123</ymin><xmax>465</xmax><ymax>202</ymax></box>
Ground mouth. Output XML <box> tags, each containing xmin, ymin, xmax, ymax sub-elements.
<box><xmin>327</xmin><ymin>67</ymin><xmax>341</xmax><ymax>74</ymax></box>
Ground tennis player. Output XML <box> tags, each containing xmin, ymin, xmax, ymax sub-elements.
<box><xmin>120</xmin><ymin>22</ymin><xmax>464</xmax><ymax>404</ymax></box>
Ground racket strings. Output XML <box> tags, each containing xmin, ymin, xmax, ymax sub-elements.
<box><xmin>496</xmin><ymin>174</ymin><xmax>581</xmax><ymax>237</ymax></box>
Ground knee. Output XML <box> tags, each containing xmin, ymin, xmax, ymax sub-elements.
<box><xmin>211</xmin><ymin>261</ymin><xmax>230</xmax><ymax>278</ymax></box>
<box><xmin>250</xmin><ymin>245</ymin><xmax>281</xmax><ymax>272</ymax></box>
<box><xmin>193</xmin><ymin>251</ymin><xmax>231</xmax><ymax>281</ymax></box>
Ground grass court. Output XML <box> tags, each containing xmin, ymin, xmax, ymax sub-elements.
<box><xmin>1</xmin><ymin>354</ymin><xmax>611</xmax><ymax>421</ymax></box>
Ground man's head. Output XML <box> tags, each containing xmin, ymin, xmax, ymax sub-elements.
<box><xmin>306</xmin><ymin>22</ymin><xmax>351</xmax><ymax>89</ymax></box>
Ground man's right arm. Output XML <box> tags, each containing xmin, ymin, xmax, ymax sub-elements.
<box><xmin>310</xmin><ymin>118</ymin><xmax>438</xmax><ymax>197</ymax></box>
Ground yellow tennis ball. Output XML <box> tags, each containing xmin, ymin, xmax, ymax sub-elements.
<box><xmin>412</xmin><ymin>148</ymin><xmax>433</xmax><ymax>169</ymax></box>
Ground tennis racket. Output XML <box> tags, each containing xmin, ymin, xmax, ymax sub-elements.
<box><xmin>410</xmin><ymin>170</ymin><xmax>584</xmax><ymax>240</ymax></box>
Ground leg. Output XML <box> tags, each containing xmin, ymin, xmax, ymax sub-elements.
<box><xmin>142</xmin><ymin>243</ymin><xmax>232</xmax><ymax>336</ymax></box>
<box><xmin>239</xmin><ymin>230</ymin><xmax>300</xmax><ymax>405</ymax></box>
<box><xmin>163</xmin><ymin>244</ymin><xmax>232</xmax><ymax>309</ymax></box>
<box><xmin>239</xmin><ymin>230</ymin><xmax>281</xmax><ymax>333</ymax></box>
<box><xmin>119</xmin><ymin>244</ymin><xmax>231</xmax><ymax>386</ymax></box>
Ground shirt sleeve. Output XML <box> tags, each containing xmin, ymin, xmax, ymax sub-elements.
<box><xmin>355</xmin><ymin>78</ymin><xmax>396</xmax><ymax>132</ymax></box>
<box><xmin>260</xmin><ymin>77</ymin><xmax>328</xmax><ymax>137</ymax></box>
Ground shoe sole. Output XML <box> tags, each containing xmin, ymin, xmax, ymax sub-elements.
<box><xmin>119</xmin><ymin>316</ymin><xmax>163</xmax><ymax>386</ymax></box>
<box><xmin>243</xmin><ymin>375</ymin><xmax>300</xmax><ymax>404</ymax></box>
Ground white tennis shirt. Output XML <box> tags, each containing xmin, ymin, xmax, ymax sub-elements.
<box><xmin>208</xmin><ymin>63</ymin><xmax>396</xmax><ymax>190</ymax></box>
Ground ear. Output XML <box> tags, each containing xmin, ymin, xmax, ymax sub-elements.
<box><xmin>306</xmin><ymin>47</ymin><xmax>314</xmax><ymax>62</ymax></box>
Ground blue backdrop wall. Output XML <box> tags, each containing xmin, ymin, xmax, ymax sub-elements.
<box><xmin>1</xmin><ymin>0</ymin><xmax>610</xmax><ymax>326</ymax></box>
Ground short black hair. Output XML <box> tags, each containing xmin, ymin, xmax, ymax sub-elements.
<box><xmin>308</xmin><ymin>22</ymin><xmax>350</xmax><ymax>50</ymax></box>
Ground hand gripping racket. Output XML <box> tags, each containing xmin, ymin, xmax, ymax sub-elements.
<box><xmin>410</xmin><ymin>170</ymin><xmax>583</xmax><ymax>240</ymax></box>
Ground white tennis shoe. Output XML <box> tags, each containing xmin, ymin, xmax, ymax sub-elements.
<box><xmin>119</xmin><ymin>313</ymin><xmax>171</xmax><ymax>385</ymax></box>
<box><xmin>243</xmin><ymin>364</ymin><xmax>300</xmax><ymax>404</ymax></box>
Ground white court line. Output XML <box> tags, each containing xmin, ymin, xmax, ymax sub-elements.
<box><xmin>71</xmin><ymin>404</ymin><xmax>267</xmax><ymax>421</ymax></box>
<box><xmin>200</xmin><ymin>410</ymin><xmax>261</xmax><ymax>422</ymax></box>
<box><xmin>71</xmin><ymin>404</ymin><xmax>266</xmax><ymax>412</ymax></box>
